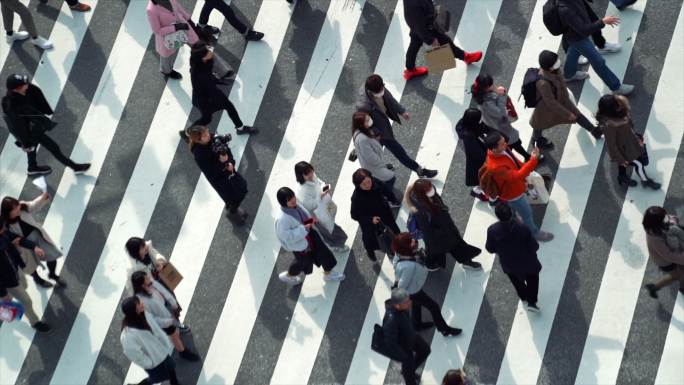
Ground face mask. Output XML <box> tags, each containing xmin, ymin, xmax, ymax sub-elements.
<box><xmin>365</xmin><ymin>117</ymin><xmax>374</xmax><ymax>128</ymax></box>
<box><xmin>373</xmin><ymin>90</ymin><xmax>384</xmax><ymax>98</ymax></box>
<box><xmin>426</xmin><ymin>188</ymin><xmax>436</xmax><ymax>198</ymax></box>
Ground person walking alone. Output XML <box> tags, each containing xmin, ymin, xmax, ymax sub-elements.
<box><xmin>557</xmin><ymin>0</ymin><xmax>633</xmax><ymax>95</ymax></box>
<box><xmin>531</xmin><ymin>50</ymin><xmax>602</xmax><ymax>148</ymax></box>
<box><xmin>642</xmin><ymin>206</ymin><xmax>684</xmax><ymax>297</ymax></box>
<box><xmin>405</xmin><ymin>179</ymin><xmax>481</xmax><ymax>270</ymax></box>
<box><xmin>391</xmin><ymin>232</ymin><xmax>463</xmax><ymax>336</ymax></box>
<box><xmin>120</xmin><ymin>296</ymin><xmax>181</xmax><ymax>385</ymax></box>
<box><xmin>597</xmin><ymin>94</ymin><xmax>660</xmax><ymax>189</ymax></box>
<box><xmin>39</xmin><ymin>0</ymin><xmax>90</xmax><ymax>12</ymax></box>
<box><xmin>356</xmin><ymin>74</ymin><xmax>438</xmax><ymax>178</ymax></box>
<box><xmin>486</xmin><ymin>202</ymin><xmax>542</xmax><ymax>312</ymax></box>
<box><xmin>294</xmin><ymin>161</ymin><xmax>349</xmax><ymax>253</ymax></box>
<box><xmin>275</xmin><ymin>187</ymin><xmax>345</xmax><ymax>286</ymax></box>
<box><xmin>2</xmin><ymin>74</ymin><xmax>91</xmax><ymax>175</ymax></box>
<box><xmin>196</xmin><ymin>0</ymin><xmax>264</xmax><ymax>41</ymax></box>
<box><xmin>402</xmin><ymin>0</ymin><xmax>482</xmax><ymax>80</ymax></box>
<box><xmin>1</xmin><ymin>0</ymin><xmax>53</xmax><ymax>48</ymax></box>
<box><xmin>381</xmin><ymin>288</ymin><xmax>431</xmax><ymax>385</ymax></box>
<box><xmin>350</xmin><ymin>168</ymin><xmax>401</xmax><ymax>262</ymax></box>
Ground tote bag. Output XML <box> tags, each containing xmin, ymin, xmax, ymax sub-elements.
<box><xmin>162</xmin><ymin>6</ymin><xmax>189</xmax><ymax>51</ymax></box>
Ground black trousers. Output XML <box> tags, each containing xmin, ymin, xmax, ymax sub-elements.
<box><xmin>410</xmin><ymin>289</ymin><xmax>448</xmax><ymax>332</ymax></box>
<box><xmin>199</xmin><ymin>0</ymin><xmax>248</xmax><ymax>34</ymax></box>
<box><xmin>194</xmin><ymin>99</ymin><xmax>244</xmax><ymax>128</ymax></box>
<box><xmin>532</xmin><ymin>113</ymin><xmax>596</xmax><ymax>141</ymax></box>
<box><xmin>427</xmin><ymin>238</ymin><xmax>480</xmax><ymax>269</ymax></box>
<box><xmin>406</xmin><ymin>30</ymin><xmax>464</xmax><ymax>70</ymax></box>
<box><xmin>26</xmin><ymin>132</ymin><xmax>77</xmax><ymax>169</ymax></box>
<box><xmin>288</xmin><ymin>230</ymin><xmax>337</xmax><ymax>275</ymax></box>
<box><xmin>506</xmin><ymin>272</ymin><xmax>539</xmax><ymax>305</ymax></box>
<box><xmin>508</xmin><ymin>139</ymin><xmax>531</xmax><ymax>162</ymax></box>
<box><xmin>381</xmin><ymin>137</ymin><xmax>420</xmax><ymax>171</ymax></box>
<box><xmin>400</xmin><ymin>336</ymin><xmax>431</xmax><ymax>385</ymax></box>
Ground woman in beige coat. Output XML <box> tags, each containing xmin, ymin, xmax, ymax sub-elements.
<box><xmin>530</xmin><ymin>50</ymin><xmax>602</xmax><ymax>149</ymax></box>
<box><xmin>1</xmin><ymin>193</ymin><xmax>65</xmax><ymax>287</ymax></box>
<box><xmin>596</xmin><ymin>94</ymin><xmax>660</xmax><ymax>189</ymax></box>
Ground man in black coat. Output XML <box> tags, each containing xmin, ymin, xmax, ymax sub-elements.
<box><xmin>485</xmin><ymin>202</ymin><xmax>542</xmax><ymax>312</ymax></box>
<box><xmin>2</xmin><ymin>74</ymin><xmax>90</xmax><ymax>175</ymax></box>
<box><xmin>402</xmin><ymin>0</ymin><xmax>482</xmax><ymax>80</ymax></box>
<box><xmin>184</xmin><ymin>43</ymin><xmax>257</xmax><ymax>139</ymax></box>
<box><xmin>558</xmin><ymin>0</ymin><xmax>633</xmax><ymax>95</ymax></box>
<box><xmin>382</xmin><ymin>288</ymin><xmax>431</xmax><ymax>385</ymax></box>
<box><xmin>356</xmin><ymin>74</ymin><xmax>437</xmax><ymax>178</ymax></box>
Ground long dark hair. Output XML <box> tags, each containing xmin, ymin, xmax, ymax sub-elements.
<box><xmin>411</xmin><ymin>179</ymin><xmax>443</xmax><ymax>214</ymax></box>
<box><xmin>125</xmin><ymin>237</ymin><xmax>146</xmax><ymax>260</ymax></box>
<box><xmin>131</xmin><ymin>271</ymin><xmax>151</xmax><ymax>297</ymax></box>
<box><xmin>121</xmin><ymin>296</ymin><xmax>150</xmax><ymax>331</ymax></box>
<box><xmin>294</xmin><ymin>161</ymin><xmax>314</xmax><ymax>185</ymax></box>
<box><xmin>352</xmin><ymin>111</ymin><xmax>374</xmax><ymax>137</ymax></box>
<box><xmin>0</xmin><ymin>197</ymin><xmax>27</xmax><ymax>223</ymax></box>
<box><xmin>596</xmin><ymin>94</ymin><xmax>628</xmax><ymax>123</ymax></box>
<box><xmin>461</xmin><ymin>108</ymin><xmax>484</xmax><ymax>136</ymax></box>
<box><xmin>642</xmin><ymin>206</ymin><xmax>667</xmax><ymax>235</ymax></box>
<box><xmin>471</xmin><ymin>73</ymin><xmax>494</xmax><ymax>105</ymax></box>
<box><xmin>442</xmin><ymin>369</ymin><xmax>467</xmax><ymax>385</ymax></box>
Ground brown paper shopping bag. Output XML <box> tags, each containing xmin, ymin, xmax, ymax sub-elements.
<box><xmin>425</xmin><ymin>44</ymin><xmax>455</xmax><ymax>74</ymax></box>
<box><xmin>158</xmin><ymin>262</ymin><xmax>183</xmax><ymax>290</ymax></box>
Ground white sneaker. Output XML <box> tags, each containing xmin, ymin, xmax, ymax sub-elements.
<box><xmin>613</xmin><ymin>83</ymin><xmax>635</xmax><ymax>96</ymax></box>
<box><xmin>598</xmin><ymin>42</ymin><xmax>622</xmax><ymax>53</ymax></box>
<box><xmin>278</xmin><ymin>271</ymin><xmax>304</xmax><ymax>286</ymax></box>
<box><xmin>564</xmin><ymin>71</ymin><xmax>590</xmax><ymax>82</ymax></box>
<box><xmin>526</xmin><ymin>303</ymin><xmax>541</xmax><ymax>313</ymax></box>
<box><xmin>331</xmin><ymin>245</ymin><xmax>350</xmax><ymax>253</ymax></box>
<box><xmin>578</xmin><ymin>55</ymin><xmax>589</xmax><ymax>65</ymax></box>
<box><xmin>535</xmin><ymin>231</ymin><xmax>554</xmax><ymax>242</ymax></box>
<box><xmin>323</xmin><ymin>271</ymin><xmax>345</xmax><ymax>282</ymax></box>
<box><xmin>31</xmin><ymin>36</ymin><xmax>53</xmax><ymax>49</ymax></box>
<box><xmin>6</xmin><ymin>31</ymin><xmax>29</xmax><ymax>44</ymax></box>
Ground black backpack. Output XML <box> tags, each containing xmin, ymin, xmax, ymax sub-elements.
<box><xmin>520</xmin><ymin>68</ymin><xmax>556</xmax><ymax>108</ymax></box>
<box><xmin>542</xmin><ymin>0</ymin><xmax>565</xmax><ymax>36</ymax></box>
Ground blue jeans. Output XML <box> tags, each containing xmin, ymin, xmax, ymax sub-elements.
<box><xmin>564</xmin><ymin>37</ymin><xmax>621</xmax><ymax>91</ymax></box>
<box><xmin>506</xmin><ymin>194</ymin><xmax>539</xmax><ymax>236</ymax></box>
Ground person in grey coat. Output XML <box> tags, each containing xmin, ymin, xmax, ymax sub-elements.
<box><xmin>471</xmin><ymin>73</ymin><xmax>535</xmax><ymax>162</ymax></box>
<box><xmin>356</xmin><ymin>74</ymin><xmax>437</xmax><ymax>178</ymax></box>
<box><xmin>392</xmin><ymin>232</ymin><xmax>462</xmax><ymax>336</ymax></box>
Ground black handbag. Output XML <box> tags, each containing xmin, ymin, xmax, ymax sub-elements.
<box><xmin>375</xmin><ymin>222</ymin><xmax>396</xmax><ymax>255</ymax></box>
<box><xmin>371</xmin><ymin>323</ymin><xmax>388</xmax><ymax>356</ymax></box>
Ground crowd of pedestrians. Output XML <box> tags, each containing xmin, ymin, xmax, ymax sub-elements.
<box><xmin>1</xmin><ymin>0</ymin><xmax>675</xmax><ymax>384</ymax></box>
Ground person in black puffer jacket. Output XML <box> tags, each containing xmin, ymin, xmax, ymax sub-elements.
<box><xmin>350</xmin><ymin>168</ymin><xmax>400</xmax><ymax>262</ymax></box>
<box><xmin>402</xmin><ymin>0</ymin><xmax>482</xmax><ymax>80</ymax></box>
<box><xmin>455</xmin><ymin>108</ymin><xmax>493</xmax><ymax>202</ymax></box>
<box><xmin>188</xmin><ymin>125</ymin><xmax>248</xmax><ymax>224</ymax></box>
<box><xmin>405</xmin><ymin>179</ymin><xmax>481</xmax><ymax>271</ymax></box>
<box><xmin>486</xmin><ymin>202</ymin><xmax>542</xmax><ymax>313</ymax></box>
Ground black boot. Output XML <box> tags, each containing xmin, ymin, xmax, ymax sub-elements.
<box><xmin>617</xmin><ymin>174</ymin><xmax>637</xmax><ymax>187</ymax></box>
<box><xmin>439</xmin><ymin>326</ymin><xmax>463</xmax><ymax>337</ymax></box>
<box><xmin>644</xmin><ymin>283</ymin><xmax>658</xmax><ymax>298</ymax></box>
<box><xmin>642</xmin><ymin>179</ymin><xmax>661</xmax><ymax>190</ymax></box>
<box><xmin>535</xmin><ymin>136</ymin><xmax>554</xmax><ymax>150</ymax></box>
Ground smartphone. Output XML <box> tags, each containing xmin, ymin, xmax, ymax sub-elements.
<box><xmin>322</xmin><ymin>185</ymin><xmax>330</xmax><ymax>192</ymax></box>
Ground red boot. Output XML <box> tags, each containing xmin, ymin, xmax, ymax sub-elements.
<box><xmin>463</xmin><ymin>51</ymin><xmax>482</xmax><ymax>65</ymax></box>
<box><xmin>403</xmin><ymin>66</ymin><xmax>428</xmax><ymax>80</ymax></box>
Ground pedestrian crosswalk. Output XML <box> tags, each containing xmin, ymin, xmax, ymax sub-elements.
<box><xmin>0</xmin><ymin>1</ymin><xmax>683</xmax><ymax>385</ymax></box>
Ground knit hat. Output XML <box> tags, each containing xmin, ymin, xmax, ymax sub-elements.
<box><xmin>538</xmin><ymin>50</ymin><xmax>560</xmax><ymax>71</ymax></box>
<box><xmin>391</xmin><ymin>288</ymin><xmax>410</xmax><ymax>305</ymax></box>
<box><xmin>6</xmin><ymin>74</ymin><xmax>28</xmax><ymax>90</ymax></box>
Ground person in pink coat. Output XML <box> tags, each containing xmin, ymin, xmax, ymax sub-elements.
<box><xmin>146</xmin><ymin>0</ymin><xmax>231</xmax><ymax>80</ymax></box>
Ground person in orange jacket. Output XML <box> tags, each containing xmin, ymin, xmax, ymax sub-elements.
<box><xmin>483</xmin><ymin>132</ymin><xmax>554</xmax><ymax>242</ymax></box>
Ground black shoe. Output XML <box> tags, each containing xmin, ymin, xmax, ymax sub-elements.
<box><xmin>72</xmin><ymin>163</ymin><xmax>91</xmax><ymax>174</ymax></box>
<box><xmin>49</xmin><ymin>273</ymin><xmax>67</xmax><ymax>288</ymax></box>
<box><xmin>385</xmin><ymin>163</ymin><xmax>394</xmax><ymax>170</ymax></box>
<box><xmin>179</xmin><ymin>349</ymin><xmax>200</xmax><ymax>361</ymax></box>
<box><xmin>27</xmin><ymin>165</ymin><xmax>52</xmax><ymax>176</ymax></box>
<box><xmin>162</xmin><ymin>70</ymin><xmax>182</xmax><ymax>80</ymax></box>
<box><xmin>178</xmin><ymin>324</ymin><xmax>191</xmax><ymax>334</ymax></box>
<box><xmin>417</xmin><ymin>167</ymin><xmax>438</xmax><ymax>178</ymax></box>
<box><xmin>535</xmin><ymin>137</ymin><xmax>554</xmax><ymax>150</ymax></box>
<box><xmin>33</xmin><ymin>276</ymin><xmax>54</xmax><ymax>288</ymax></box>
<box><xmin>590</xmin><ymin>127</ymin><xmax>603</xmax><ymax>139</ymax></box>
<box><xmin>618</xmin><ymin>175</ymin><xmax>637</xmax><ymax>187</ymax></box>
<box><xmin>236</xmin><ymin>126</ymin><xmax>258</xmax><ymax>135</ymax></box>
<box><xmin>461</xmin><ymin>260</ymin><xmax>482</xmax><ymax>270</ymax></box>
<box><xmin>227</xmin><ymin>209</ymin><xmax>247</xmax><ymax>226</ymax></box>
<box><xmin>413</xmin><ymin>321</ymin><xmax>434</xmax><ymax>331</ymax></box>
<box><xmin>201</xmin><ymin>25</ymin><xmax>221</xmax><ymax>36</ymax></box>
<box><xmin>617</xmin><ymin>0</ymin><xmax>637</xmax><ymax>10</ymax></box>
<box><xmin>642</xmin><ymin>179</ymin><xmax>661</xmax><ymax>190</ymax></box>
<box><xmin>469</xmin><ymin>189</ymin><xmax>488</xmax><ymax>202</ymax></box>
<box><xmin>440</xmin><ymin>326</ymin><xmax>462</xmax><ymax>337</ymax></box>
<box><xmin>245</xmin><ymin>30</ymin><xmax>264</xmax><ymax>41</ymax></box>
<box><xmin>366</xmin><ymin>251</ymin><xmax>377</xmax><ymax>262</ymax></box>
<box><xmin>32</xmin><ymin>321</ymin><xmax>51</xmax><ymax>333</ymax></box>
<box><xmin>179</xmin><ymin>130</ymin><xmax>189</xmax><ymax>143</ymax></box>
<box><xmin>644</xmin><ymin>283</ymin><xmax>658</xmax><ymax>299</ymax></box>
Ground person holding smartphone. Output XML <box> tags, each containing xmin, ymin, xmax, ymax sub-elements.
<box><xmin>294</xmin><ymin>161</ymin><xmax>349</xmax><ymax>253</ymax></box>
<box><xmin>275</xmin><ymin>187</ymin><xmax>345</xmax><ymax>286</ymax></box>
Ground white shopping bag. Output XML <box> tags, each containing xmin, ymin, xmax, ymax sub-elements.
<box><xmin>526</xmin><ymin>171</ymin><xmax>549</xmax><ymax>205</ymax></box>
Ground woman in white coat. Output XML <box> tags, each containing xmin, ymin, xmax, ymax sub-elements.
<box><xmin>294</xmin><ymin>161</ymin><xmax>349</xmax><ymax>253</ymax></box>
<box><xmin>131</xmin><ymin>271</ymin><xmax>199</xmax><ymax>362</ymax></box>
<box><xmin>1</xmin><ymin>193</ymin><xmax>65</xmax><ymax>288</ymax></box>
<box><xmin>120</xmin><ymin>296</ymin><xmax>179</xmax><ymax>385</ymax></box>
